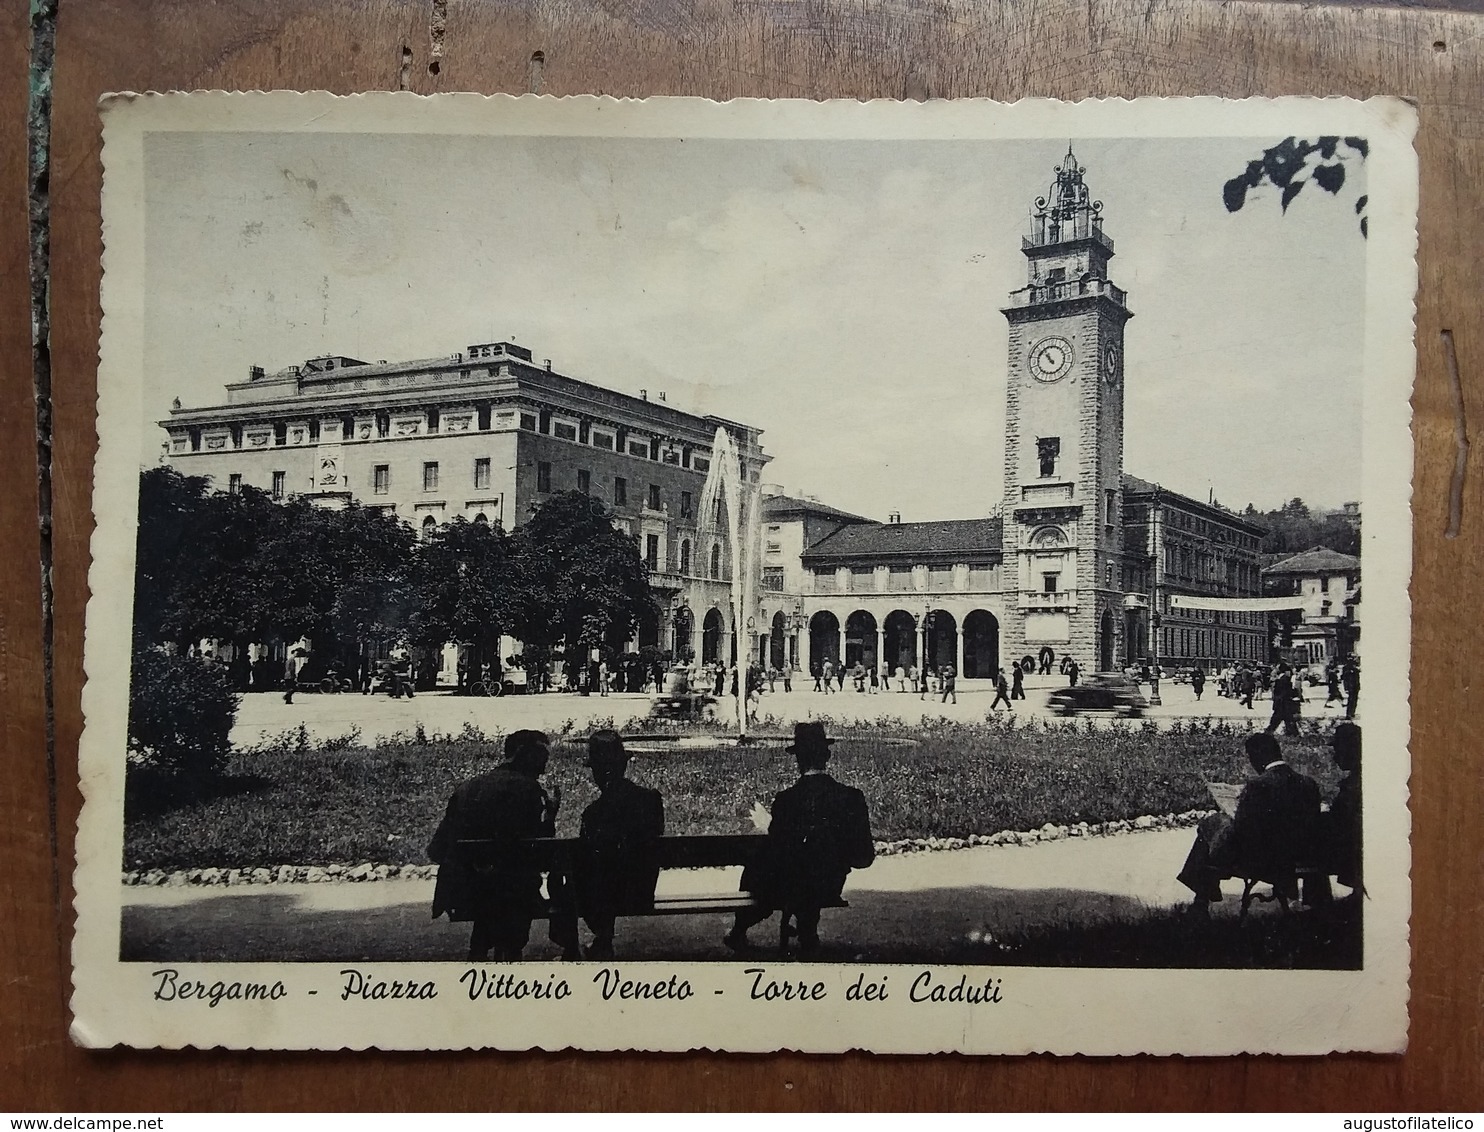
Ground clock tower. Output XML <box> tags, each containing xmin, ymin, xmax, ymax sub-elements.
<box><xmin>1001</xmin><ymin>148</ymin><xmax>1132</xmax><ymax>673</ymax></box>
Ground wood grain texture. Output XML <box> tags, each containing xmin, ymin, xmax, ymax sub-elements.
<box><xmin>13</xmin><ymin>0</ymin><xmax>1482</xmax><ymax>1109</ymax></box>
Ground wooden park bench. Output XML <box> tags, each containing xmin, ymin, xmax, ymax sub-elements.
<box><xmin>456</xmin><ymin>833</ymin><xmax>847</xmax><ymax>951</ymax></box>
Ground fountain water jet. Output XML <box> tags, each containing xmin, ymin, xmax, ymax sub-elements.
<box><xmin>696</xmin><ymin>425</ymin><xmax>762</xmax><ymax>740</ymax></box>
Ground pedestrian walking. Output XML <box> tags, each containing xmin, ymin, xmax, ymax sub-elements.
<box><xmin>1191</xmin><ymin>666</ymin><xmax>1206</xmax><ymax>701</ymax></box>
<box><xmin>1265</xmin><ymin>663</ymin><xmax>1301</xmax><ymax>737</ymax></box>
<box><xmin>990</xmin><ymin>667</ymin><xmax>1011</xmax><ymax>711</ymax></box>
<box><xmin>1010</xmin><ymin>661</ymin><xmax>1026</xmax><ymax>700</ymax></box>
<box><xmin>940</xmin><ymin>664</ymin><xmax>957</xmax><ymax>705</ymax></box>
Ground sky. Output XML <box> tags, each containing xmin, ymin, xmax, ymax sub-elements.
<box><xmin>142</xmin><ymin>130</ymin><xmax>1367</xmax><ymax>521</ymax></box>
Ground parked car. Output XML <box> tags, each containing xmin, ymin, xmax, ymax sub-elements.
<box><xmin>1047</xmin><ymin>672</ymin><xmax>1148</xmax><ymax>718</ymax></box>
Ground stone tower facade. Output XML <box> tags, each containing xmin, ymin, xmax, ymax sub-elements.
<box><xmin>1001</xmin><ymin>149</ymin><xmax>1133</xmax><ymax>673</ymax></box>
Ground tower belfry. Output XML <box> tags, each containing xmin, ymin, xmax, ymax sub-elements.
<box><xmin>1000</xmin><ymin>149</ymin><xmax>1133</xmax><ymax>672</ymax></box>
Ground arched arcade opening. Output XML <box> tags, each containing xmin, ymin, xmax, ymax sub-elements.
<box><xmin>883</xmin><ymin>609</ymin><xmax>918</xmax><ymax>674</ymax></box>
<box><xmin>809</xmin><ymin>611</ymin><xmax>841</xmax><ymax>669</ymax></box>
<box><xmin>845</xmin><ymin>610</ymin><xmax>878</xmax><ymax>671</ymax></box>
<box><xmin>962</xmin><ymin>609</ymin><xmax>1000</xmax><ymax>679</ymax></box>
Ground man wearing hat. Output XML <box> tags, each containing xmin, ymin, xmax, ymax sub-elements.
<box><xmin>428</xmin><ymin>729</ymin><xmax>561</xmax><ymax>961</ymax></box>
<box><xmin>725</xmin><ymin>722</ymin><xmax>876</xmax><ymax>956</ymax></box>
<box><xmin>572</xmin><ymin>730</ymin><xmax>665</xmax><ymax>960</ymax></box>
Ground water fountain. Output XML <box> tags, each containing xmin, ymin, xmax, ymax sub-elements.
<box><xmin>696</xmin><ymin>424</ymin><xmax>762</xmax><ymax>740</ymax></box>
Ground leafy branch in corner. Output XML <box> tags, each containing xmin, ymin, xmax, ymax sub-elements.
<box><xmin>1223</xmin><ymin>136</ymin><xmax>1369</xmax><ymax>237</ymax></box>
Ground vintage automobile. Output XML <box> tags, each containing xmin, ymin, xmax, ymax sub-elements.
<box><xmin>1046</xmin><ymin>672</ymin><xmax>1149</xmax><ymax>718</ymax></box>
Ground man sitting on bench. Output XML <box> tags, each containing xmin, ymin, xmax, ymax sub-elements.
<box><xmin>1177</xmin><ymin>732</ymin><xmax>1322</xmax><ymax>915</ymax></box>
<box><xmin>725</xmin><ymin>722</ymin><xmax>876</xmax><ymax>957</ymax></box>
<box><xmin>428</xmin><ymin>729</ymin><xmax>563</xmax><ymax>961</ymax></box>
<box><xmin>571</xmin><ymin>730</ymin><xmax>665</xmax><ymax>960</ymax></box>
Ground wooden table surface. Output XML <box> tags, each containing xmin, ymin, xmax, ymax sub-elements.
<box><xmin>3</xmin><ymin>0</ymin><xmax>1481</xmax><ymax>1110</ymax></box>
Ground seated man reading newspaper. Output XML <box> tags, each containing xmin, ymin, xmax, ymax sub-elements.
<box><xmin>1177</xmin><ymin>732</ymin><xmax>1323</xmax><ymax>914</ymax></box>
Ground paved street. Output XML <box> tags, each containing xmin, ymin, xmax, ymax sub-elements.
<box><xmin>123</xmin><ymin>826</ymin><xmax>1227</xmax><ymax>964</ymax></box>
<box><xmin>235</xmin><ymin>674</ymin><xmax>1351</xmax><ymax>748</ymax></box>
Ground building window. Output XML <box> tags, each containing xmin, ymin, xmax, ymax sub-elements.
<box><xmin>648</xmin><ymin>484</ymin><xmax>662</xmax><ymax>510</ymax></box>
<box><xmin>228</xmin><ymin>473</ymin><xmax>242</xmax><ymax>494</ymax></box>
<box><xmin>427</xmin><ymin>407</ymin><xmax>440</xmax><ymax>431</ymax></box>
<box><xmin>423</xmin><ymin>462</ymin><xmax>439</xmax><ymax>492</ymax></box>
<box><xmin>373</xmin><ymin>465</ymin><xmax>390</xmax><ymax>495</ymax></box>
<box><xmin>710</xmin><ymin>543</ymin><xmax>722</xmax><ymax>579</ymax></box>
<box><xmin>1106</xmin><ymin>489</ymin><xmax>1117</xmax><ymax>525</ymax></box>
<box><xmin>577</xmin><ymin>469</ymin><xmax>591</xmax><ymax>495</ymax></box>
<box><xmin>762</xmin><ymin>566</ymin><xmax>785</xmax><ymax>592</ymax></box>
<box><xmin>376</xmin><ymin>411</ymin><xmax>390</xmax><ymax>438</ymax></box>
<box><xmin>473</xmin><ymin>458</ymin><xmax>491</xmax><ymax>490</ymax></box>
<box><xmin>1037</xmin><ymin>437</ymin><xmax>1060</xmax><ymax>478</ymax></box>
<box><xmin>1042</xmin><ymin>571</ymin><xmax>1059</xmax><ymax>593</ymax></box>
<box><xmin>1105</xmin><ymin>563</ymin><xmax>1114</xmax><ymax>586</ymax></box>
<box><xmin>422</xmin><ymin>515</ymin><xmax>437</xmax><ymax>541</ymax></box>
<box><xmin>478</xmin><ymin>404</ymin><xmax>492</xmax><ymax>430</ymax></box>
<box><xmin>628</xmin><ymin>440</ymin><xmax>649</xmax><ymax>458</ymax></box>
<box><xmin>519</xmin><ymin>412</ymin><xmax>537</xmax><ymax>431</ymax></box>
<box><xmin>680</xmin><ymin>491</ymin><xmax>693</xmax><ymax>519</ymax></box>
<box><xmin>766</xmin><ymin>541</ymin><xmax>782</xmax><ymax>554</ymax></box>
<box><xmin>271</xmin><ymin>471</ymin><xmax>286</xmax><ymax>500</ymax></box>
<box><xmin>592</xmin><ymin>431</ymin><xmax>614</xmax><ymax>450</ymax></box>
<box><xmin>645</xmin><ymin>534</ymin><xmax>659</xmax><ymax>570</ymax></box>
<box><xmin>537</xmin><ymin>461</ymin><xmax>551</xmax><ymax>493</ymax></box>
<box><xmin>679</xmin><ymin>540</ymin><xmax>691</xmax><ymax>574</ymax></box>
<box><xmin>553</xmin><ymin>422</ymin><xmax>578</xmax><ymax>441</ymax></box>
<box><xmin>692</xmin><ymin>456</ymin><xmax>710</xmax><ymax>473</ymax></box>
<box><xmin>613</xmin><ymin>476</ymin><xmax>627</xmax><ymax>506</ymax></box>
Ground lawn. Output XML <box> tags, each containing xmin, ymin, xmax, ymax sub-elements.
<box><xmin>123</xmin><ymin>716</ymin><xmax>1349</xmax><ymax>872</ymax></box>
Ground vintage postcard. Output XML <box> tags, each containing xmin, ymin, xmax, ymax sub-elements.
<box><xmin>76</xmin><ymin>93</ymin><xmax>1417</xmax><ymax>1053</ymax></box>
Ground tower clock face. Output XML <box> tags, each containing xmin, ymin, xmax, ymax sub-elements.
<box><xmin>1029</xmin><ymin>336</ymin><xmax>1074</xmax><ymax>382</ymax></box>
<box><xmin>1103</xmin><ymin>343</ymin><xmax>1122</xmax><ymax>384</ymax></box>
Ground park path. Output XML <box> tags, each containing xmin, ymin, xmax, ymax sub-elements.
<box><xmin>121</xmin><ymin>827</ymin><xmax>1209</xmax><ymax>964</ymax></box>
<box><xmin>232</xmin><ymin>677</ymin><xmax>1345</xmax><ymax>749</ymax></box>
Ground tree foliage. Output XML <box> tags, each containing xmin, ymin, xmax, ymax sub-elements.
<box><xmin>128</xmin><ymin>647</ymin><xmax>238</xmax><ymax>774</ymax></box>
<box><xmin>132</xmin><ymin>474</ymin><xmax>658</xmax><ymax>677</ymax></box>
<box><xmin>1223</xmin><ymin>136</ymin><xmax>1369</xmax><ymax>237</ymax></box>
<box><xmin>507</xmin><ymin>491</ymin><xmax>658</xmax><ymax>661</ymax></box>
<box><xmin>1243</xmin><ymin>497</ymin><xmax>1360</xmax><ymax>557</ymax></box>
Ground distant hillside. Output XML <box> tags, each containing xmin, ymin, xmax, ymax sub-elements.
<box><xmin>1239</xmin><ymin>499</ymin><xmax>1360</xmax><ymax>557</ymax></box>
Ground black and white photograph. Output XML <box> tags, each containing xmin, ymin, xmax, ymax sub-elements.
<box><xmin>74</xmin><ymin>93</ymin><xmax>1416</xmax><ymax>1053</ymax></box>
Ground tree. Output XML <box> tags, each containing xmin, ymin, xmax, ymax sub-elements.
<box><xmin>1244</xmin><ymin>498</ymin><xmax>1361</xmax><ymax>557</ymax></box>
<box><xmin>135</xmin><ymin>467</ymin><xmax>283</xmax><ymax>653</ymax></box>
<box><xmin>1223</xmin><ymin>136</ymin><xmax>1369</xmax><ymax>237</ymax></box>
<box><xmin>408</xmin><ymin>517</ymin><xmax>512</xmax><ymax>689</ymax></box>
<box><xmin>508</xmin><ymin>492</ymin><xmax>658</xmax><ymax>674</ymax></box>
<box><xmin>128</xmin><ymin>647</ymin><xmax>238</xmax><ymax>775</ymax></box>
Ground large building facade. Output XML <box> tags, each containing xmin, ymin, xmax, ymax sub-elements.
<box><xmin>160</xmin><ymin>339</ymin><xmax>768</xmax><ymax>660</ymax></box>
<box><xmin>160</xmin><ymin>149</ymin><xmax>1274</xmax><ymax>678</ymax></box>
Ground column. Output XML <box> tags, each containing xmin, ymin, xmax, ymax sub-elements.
<box><xmin>837</xmin><ymin>625</ymin><xmax>846</xmax><ymax>668</ymax></box>
<box><xmin>956</xmin><ymin>624</ymin><xmax>966</xmax><ymax>679</ymax></box>
<box><xmin>876</xmin><ymin>627</ymin><xmax>886</xmax><ymax>674</ymax></box>
<box><xmin>798</xmin><ymin>625</ymin><xmax>810</xmax><ymax>675</ymax></box>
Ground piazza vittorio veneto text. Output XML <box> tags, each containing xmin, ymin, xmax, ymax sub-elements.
<box><xmin>73</xmin><ymin>93</ymin><xmax>1417</xmax><ymax>1055</ymax></box>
